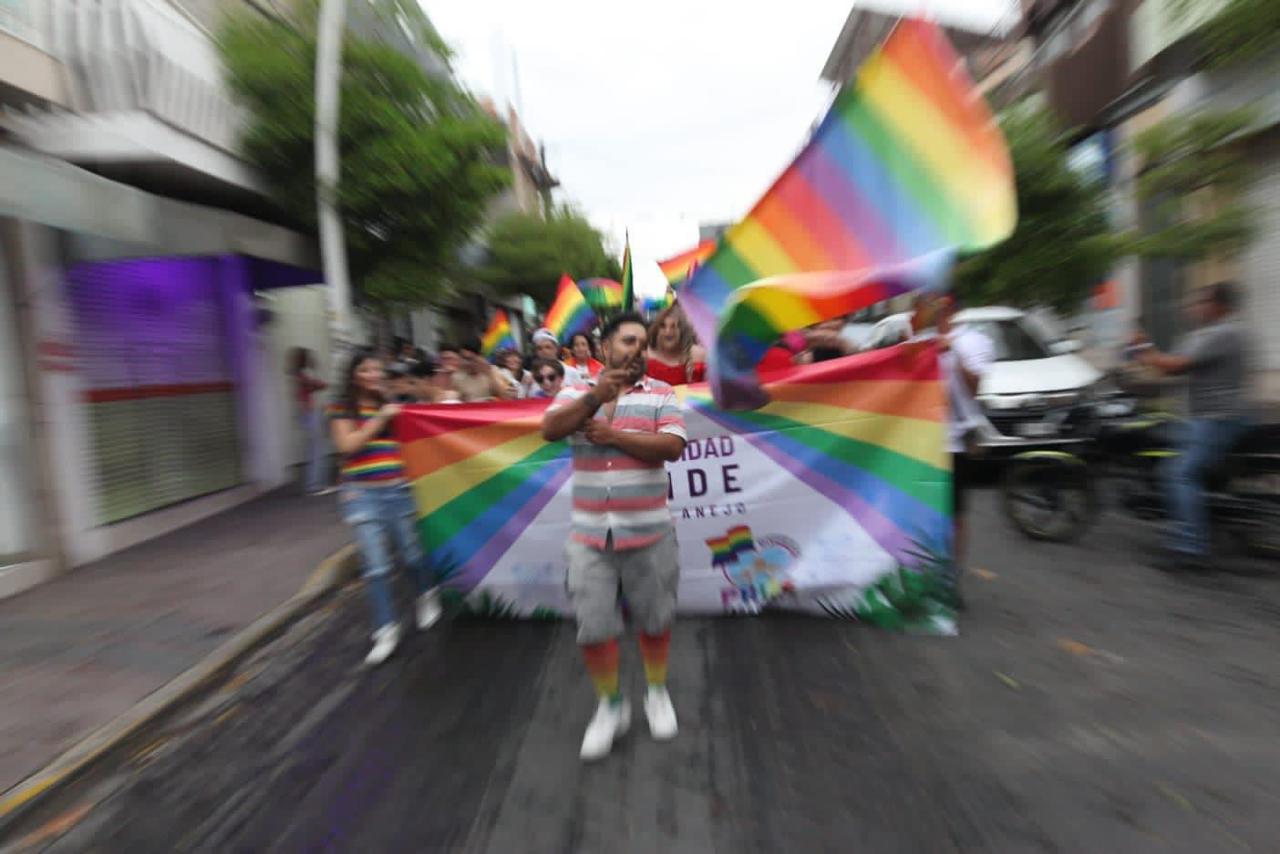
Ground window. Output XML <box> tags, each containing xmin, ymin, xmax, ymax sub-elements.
<box><xmin>962</xmin><ymin>320</ymin><xmax>1052</xmax><ymax>361</ymax></box>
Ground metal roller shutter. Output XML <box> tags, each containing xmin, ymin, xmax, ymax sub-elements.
<box><xmin>67</xmin><ymin>257</ymin><xmax>242</xmax><ymax>525</ymax></box>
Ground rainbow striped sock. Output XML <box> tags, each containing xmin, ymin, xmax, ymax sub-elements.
<box><xmin>581</xmin><ymin>640</ymin><xmax>620</xmax><ymax>701</ymax></box>
<box><xmin>638</xmin><ymin>631</ymin><xmax>671</xmax><ymax>687</ymax></box>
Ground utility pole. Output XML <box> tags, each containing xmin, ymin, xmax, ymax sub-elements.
<box><xmin>315</xmin><ymin>0</ymin><xmax>353</xmax><ymax>378</ymax></box>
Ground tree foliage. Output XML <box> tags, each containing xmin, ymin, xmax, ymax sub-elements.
<box><xmin>1129</xmin><ymin>107</ymin><xmax>1256</xmax><ymax>261</ymax></box>
<box><xmin>218</xmin><ymin>5</ymin><xmax>509</xmax><ymax>307</ymax></box>
<box><xmin>954</xmin><ymin>105</ymin><xmax>1118</xmax><ymax>314</ymax></box>
<box><xmin>1175</xmin><ymin>0</ymin><xmax>1280</xmax><ymax>70</ymax></box>
<box><xmin>477</xmin><ymin>207</ymin><xmax>621</xmax><ymax>306</ymax></box>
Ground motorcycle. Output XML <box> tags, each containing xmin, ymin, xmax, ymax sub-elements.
<box><xmin>1000</xmin><ymin>394</ymin><xmax>1280</xmax><ymax>559</ymax></box>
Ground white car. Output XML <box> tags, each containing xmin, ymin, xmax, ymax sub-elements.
<box><xmin>865</xmin><ymin>306</ymin><xmax>1102</xmax><ymax>440</ymax></box>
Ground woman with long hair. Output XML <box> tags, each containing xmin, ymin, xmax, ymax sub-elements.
<box><xmin>290</xmin><ymin>347</ymin><xmax>331</xmax><ymax>495</ymax></box>
<box><xmin>329</xmin><ymin>348</ymin><xmax>442</xmax><ymax>665</ymax></box>
<box><xmin>645</xmin><ymin>304</ymin><xmax>706</xmax><ymax>385</ymax></box>
<box><xmin>567</xmin><ymin>332</ymin><xmax>604</xmax><ymax>379</ymax></box>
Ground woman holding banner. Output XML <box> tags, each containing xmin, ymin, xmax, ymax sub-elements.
<box><xmin>329</xmin><ymin>348</ymin><xmax>443</xmax><ymax>666</ymax></box>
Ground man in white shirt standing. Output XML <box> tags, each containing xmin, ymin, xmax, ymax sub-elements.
<box><xmin>908</xmin><ymin>293</ymin><xmax>995</xmax><ymax>608</ymax></box>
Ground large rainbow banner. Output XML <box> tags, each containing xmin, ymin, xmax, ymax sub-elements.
<box><xmin>399</xmin><ymin>344</ymin><xmax>956</xmax><ymax>633</ymax></box>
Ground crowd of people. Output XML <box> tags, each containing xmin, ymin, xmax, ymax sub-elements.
<box><xmin>290</xmin><ymin>282</ymin><xmax>1256</xmax><ymax>761</ymax></box>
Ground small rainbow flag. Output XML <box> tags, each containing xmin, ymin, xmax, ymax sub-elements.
<box><xmin>480</xmin><ymin>309</ymin><xmax>516</xmax><ymax>357</ymax></box>
<box><xmin>640</xmin><ymin>286</ymin><xmax>675</xmax><ymax>315</ymax></box>
<box><xmin>681</xmin><ymin>19</ymin><xmax>1015</xmax><ymax>408</ymax></box>
<box><xmin>726</xmin><ymin>524</ymin><xmax>755</xmax><ymax>557</ymax></box>
<box><xmin>577</xmin><ymin>278</ymin><xmax>624</xmax><ymax>312</ymax></box>
<box><xmin>544</xmin><ymin>273</ymin><xmax>596</xmax><ymax>341</ymax></box>
<box><xmin>620</xmin><ymin>233</ymin><xmax>634</xmax><ymax>312</ymax></box>
<box><xmin>658</xmin><ymin>240</ymin><xmax>716</xmax><ymax>287</ymax></box>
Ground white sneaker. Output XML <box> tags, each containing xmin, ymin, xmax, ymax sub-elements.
<box><xmin>364</xmin><ymin>623</ymin><xmax>400</xmax><ymax>666</ymax></box>
<box><xmin>644</xmin><ymin>686</ymin><xmax>678</xmax><ymax>741</ymax></box>
<box><xmin>416</xmin><ymin>588</ymin><xmax>443</xmax><ymax>630</ymax></box>
<box><xmin>579</xmin><ymin>697</ymin><xmax>631</xmax><ymax>762</ymax></box>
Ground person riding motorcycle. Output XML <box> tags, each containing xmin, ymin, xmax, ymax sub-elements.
<box><xmin>1130</xmin><ymin>281</ymin><xmax>1252</xmax><ymax>569</ymax></box>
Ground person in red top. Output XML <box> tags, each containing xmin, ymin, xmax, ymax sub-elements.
<box><xmin>567</xmin><ymin>332</ymin><xmax>604</xmax><ymax>379</ymax></box>
<box><xmin>645</xmin><ymin>304</ymin><xmax>706</xmax><ymax>385</ymax></box>
<box><xmin>290</xmin><ymin>348</ymin><xmax>332</xmax><ymax>496</ymax></box>
<box><xmin>756</xmin><ymin>331</ymin><xmax>806</xmax><ymax>373</ymax></box>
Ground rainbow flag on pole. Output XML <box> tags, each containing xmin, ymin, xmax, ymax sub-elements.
<box><xmin>681</xmin><ymin>19</ymin><xmax>1015</xmax><ymax>408</ymax></box>
<box><xmin>544</xmin><ymin>273</ymin><xmax>596</xmax><ymax>341</ymax></box>
<box><xmin>577</xmin><ymin>278</ymin><xmax>624</xmax><ymax>312</ymax></box>
<box><xmin>658</xmin><ymin>240</ymin><xmax>716</xmax><ymax>287</ymax></box>
<box><xmin>620</xmin><ymin>232</ymin><xmax>634</xmax><ymax>312</ymax></box>
<box><xmin>480</xmin><ymin>309</ymin><xmax>516</xmax><ymax>357</ymax></box>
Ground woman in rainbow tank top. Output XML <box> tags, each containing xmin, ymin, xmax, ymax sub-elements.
<box><xmin>329</xmin><ymin>349</ymin><xmax>442</xmax><ymax>666</ymax></box>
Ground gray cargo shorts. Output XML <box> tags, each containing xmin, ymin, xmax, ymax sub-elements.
<box><xmin>565</xmin><ymin>528</ymin><xmax>679</xmax><ymax>644</ymax></box>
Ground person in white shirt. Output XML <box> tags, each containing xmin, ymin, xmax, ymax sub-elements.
<box><xmin>531</xmin><ymin>327</ymin><xmax>583</xmax><ymax>387</ymax></box>
<box><xmin>906</xmin><ymin>293</ymin><xmax>994</xmax><ymax>607</ymax></box>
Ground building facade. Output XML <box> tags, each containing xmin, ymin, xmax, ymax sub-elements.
<box><xmin>0</xmin><ymin>0</ymin><xmax>331</xmax><ymax>598</ymax></box>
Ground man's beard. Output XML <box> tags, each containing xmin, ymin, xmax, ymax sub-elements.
<box><xmin>609</xmin><ymin>353</ymin><xmax>645</xmax><ymax>380</ymax></box>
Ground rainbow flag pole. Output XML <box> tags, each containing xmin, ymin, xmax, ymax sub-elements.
<box><xmin>680</xmin><ymin>18</ymin><xmax>1016</xmax><ymax>409</ymax></box>
<box><xmin>620</xmin><ymin>231</ymin><xmax>634</xmax><ymax>312</ymax></box>
<box><xmin>480</xmin><ymin>309</ymin><xmax>516</xmax><ymax>357</ymax></box>
<box><xmin>544</xmin><ymin>273</ymin><xmax>596</xmax><ymax>341</ymax></box>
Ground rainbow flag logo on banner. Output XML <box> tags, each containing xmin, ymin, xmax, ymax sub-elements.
<box><xmin>681</xmin><ymin>19</ymin><xmax>1016</xmax><ymax>408</ymax></box>
<box><xmin>480</xmin><ymin>309</ymin><xmax>516</xmax><ymax>357</ymax></box>
<box><xmin>544</xmin><ymin>274</ymin><xmax>596</xmax><ymax>341</ymax></box>
<box><xmin>399</xmin><ymin>345</ymin><xmax>955</xmax><ymax>632</ymax></box>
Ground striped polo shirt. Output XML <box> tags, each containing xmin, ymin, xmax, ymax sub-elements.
<box><xmin>326</xmin><ymin>404</ymin><xmax>406</xmax><ymax>484</ymax></box>
<box><xmin>548</xmin><ymin>376</ymin><xmax>687</xmax><ymax>551</ymax></box>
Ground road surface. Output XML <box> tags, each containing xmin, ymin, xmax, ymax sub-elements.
<box><xmin>12</xmin><ymin>491</ymin><xmax>1280</xmax><ymax>852</ymax></box>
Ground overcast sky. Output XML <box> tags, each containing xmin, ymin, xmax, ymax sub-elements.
<box><xmin>426</xmin><ymin>0</ymin><xmax>1016</xmax><ymax>295</ymax></box>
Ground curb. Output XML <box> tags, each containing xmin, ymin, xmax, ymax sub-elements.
<box><xmin>0</xmin><ymin>545</ymin><xmax>359</xmax><ymax>835</ymax></box>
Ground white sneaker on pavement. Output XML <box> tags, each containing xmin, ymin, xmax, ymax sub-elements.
<box><xmin>644</xmin><ymin>685</ymin><xmax>678</xmax><ymax>741</ymax></box>
<box><xmin>365</xmin><ymin>623</ymin><xmax>400</xmax><ymax>667</ymax></box>
<box><xmin>416</xmin><ymin>588</ymin><xmax>443</xmax><ymax>630</ymax></box>
<box><xmin>580</xmin><ymin>697</ymin><xmax>630</xmax><ymax>762</ymax></box>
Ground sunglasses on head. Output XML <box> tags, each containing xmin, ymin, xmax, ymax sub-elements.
<box><xmin>536</xmin><ymin>373</ymin><xmax>558</xmax><ymax>383</ymax></box>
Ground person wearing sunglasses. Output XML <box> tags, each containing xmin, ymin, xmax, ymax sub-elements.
<box><xmin>529</xmin><ymin>358</ymin><xmax>565</xmax><ymax>399</ymax></box>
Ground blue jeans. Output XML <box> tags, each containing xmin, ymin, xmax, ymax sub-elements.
<box><xmin>339</xmin><ymin>483</ymin><xmax>435</xmax><ymax>631</ymax></box>
<box><xmin>1163</xmin><ymin>417</ymin><xmax>1248</xmax><ymax>556</ymax></box>
<box><xmin>300</xmin><ymin>409</ymin><xmax>327</xmax><ymax>492</ymax></box>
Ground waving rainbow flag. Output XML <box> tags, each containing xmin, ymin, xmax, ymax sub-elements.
<box><xmin>544</xmin><ymin>273</ymin><xmax>596</xmax><ymax>341</ymax></box>
<box><xmin>480</xmin><ymin>309</ymin><xmax>516</xmax><ymax>357</ymax></box>
<box><xmin>577</xmin><ymin>278</ymin><xmax>624</xmax><ymax>312</ymax></box>
<box><xmin>658</xmin><ymin>240</ymin><xmax>716</xmax><ymax>287</ymax></box>
<box><xmin>681</xmin><ymin>18</ymin><xmax>1015</xmax><ymax>408</ymax></box>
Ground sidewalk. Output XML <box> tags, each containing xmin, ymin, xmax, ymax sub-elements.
<box><xmin>0</xmin><ymin>487</ymin><xmax>350</xmax><ymax>795</ymax></box>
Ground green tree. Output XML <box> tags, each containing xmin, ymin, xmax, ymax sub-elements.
<box><xmin>218</xmin><ymin>6</ymin><xmax>509</xmax><ymax>307</ymax></box>
<box><xmin>477</xmin><ymin>207</ymin><xmax>621</xmax><ymax>306</ymax></box>
<box><xmin>954</xmin><ymin>105</ymin><xmax>1118</xmax><ymax>314</ymax></box>
<box><xmin>1174</xmin><ymin>0</ymin><xmax>1280</xmax><ymax>70</ymax></box>
<box><xmin>1128</xmin><ymin>107</ymin><xmax>1256</xmax><ymax>262</ymax></box>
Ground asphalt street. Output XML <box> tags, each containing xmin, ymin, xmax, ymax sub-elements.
<box><xmin>11</xmin><ymin>489</ymin><xmax>1280</xmax><ymax>853</ymax></box>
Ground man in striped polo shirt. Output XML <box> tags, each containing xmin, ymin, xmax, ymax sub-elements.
<box><xmin>542</xmin><ymin>312</ymin><xmax>687</xmax><ymax>761</ymax></box>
